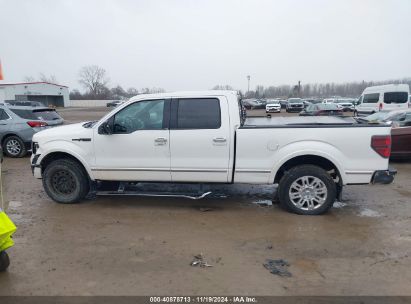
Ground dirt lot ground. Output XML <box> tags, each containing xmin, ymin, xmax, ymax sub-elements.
<box><xmin>0</xmin><ymin>107</ymin><xmax>410</xmax><ymax>296</ymax></box>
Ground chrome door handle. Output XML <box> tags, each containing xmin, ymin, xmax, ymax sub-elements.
<box><xmin>154</xmin><ymin>137</ymin><xmax>168</xmax><ymax>145</ymax></box>
<box><xmin>213</xmin><ymin>137</ymin><xmax>227</xmax><ymax>143</ymax></box>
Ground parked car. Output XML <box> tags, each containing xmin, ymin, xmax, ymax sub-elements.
<box><xmin>106</xmin><ymin>100</ymin><xmax>123</xmax><ymax>107</ymax></box>
<box><xmin>356</xmin><ymin>84</ymin><xmax>410</xmax><ymax>116</ymax></box>
<box><xmin>302</xmin><ymin>100</ymin><xmax>312</xmax><ymax>108</ymax></box>
<box><xmin>242</xmin><ymin>99</ymin><xmax>265</xmax><ymax>110</ymax></box>
<box><xmin>299</xmin><ymin>103</ymin><xmax>344</xmax><ymax>116</ymax></box>
<box><xmin>279</xmin><ymin>99</ymin><xmax>288</xmax><ymax>109</ymax></box>
<box><xmin>335</xmin><ymin>99</ymin><xmax>355</xmax><ymax>112</ymax></box>
<box><xmin>363</xmin><ymin>109</ymin><xmax>411</xmax><ymax>159</ymax></box>
<box><xmin>7</xmin><ymin>100</ymin><xmax>46</xmax><ymax>107</ymax></box>
<box><xmin>0</xmin><ymin>106</ymin><xmax>64</xmax><ymax>157</ymax></box>
<box><xmin>265</xmin><ymin>100</ymin><xmax>281</xmax><ymax>113</ymax></box>
<box><xmin>286</xmin><ymin>98</ymin><xmax>304</xmax><ymax>113</ymax></box>
<box><xmin>31</xmin><ymin>91</ymin><xmax>395</xmax><ymax>215</ymax></box>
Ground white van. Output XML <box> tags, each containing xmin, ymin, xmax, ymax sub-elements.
<box><xmin>356</xmin><ymin>84</ymin><xmax>410</xmax><ymax>115</ymax></box>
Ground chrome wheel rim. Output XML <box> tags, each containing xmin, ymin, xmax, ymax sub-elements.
<box><xmin>6</xmin><ymin>139</ymin><xmax>21</xmax><ymax>156</ymax></box>
<box><xmin>289</xmin><ymin>176</ymin><xmax>327</xmax><ymax>211</ymax></box>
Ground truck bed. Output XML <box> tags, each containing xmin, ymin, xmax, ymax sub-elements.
<box><xmin>242</xmin><ymin>116</ymin><xmax>385</xmax><ymax>128</ymax></box>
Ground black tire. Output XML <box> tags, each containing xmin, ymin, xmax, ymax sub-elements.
<box><xmin>0</xmin><ymin>251</ymin><xmax>10</xmax><ymax>272</ymax></box>
<box><xmin>3</xmin><ymin>136</ymin><xmax>27</xmax><ymax>158</ymax></box>
<box><xmin>42</xmin><ymin>158</ymin><xmax>90</xmax><ymax>204</ymax></box>
<box><xmin>278</xmin><ymin>165</ymin><xmax>336</xmax><ymax>215</ymax></box>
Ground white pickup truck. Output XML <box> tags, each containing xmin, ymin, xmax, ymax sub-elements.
<box><xmin>30</xmin><ymin>91</ymin><xmax>396</xmax><ymax>215</ymax></box>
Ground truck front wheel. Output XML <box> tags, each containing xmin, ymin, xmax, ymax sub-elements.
<box><xmin>278</xmin><ymin>165</ymin><xmax>336</xmax><ymax>215</ymax></box>
<box><xmin>42</xmin><ymin>158</ymin><xmax>90</xmax><ymax>204</ymax></box>
<box><xmin>0</xmin><ymin>251</ymin><xmax>10</xmax><ymax>272</ymax></box>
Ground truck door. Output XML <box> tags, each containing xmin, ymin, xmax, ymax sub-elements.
<box><xmin>169</xmin><ymin>97</ymin><xmax>230</xmax><ymax>182</ymax></box>
<box><xmin>93</xmin><ymin>99</ymin><xmax>171</xmax><ymax>181</ymax></box>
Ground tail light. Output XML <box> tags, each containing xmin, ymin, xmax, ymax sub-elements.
<box><xmin>379</xmin><ymin>103</ymin><xmax>383</xmax><ymax>111</ymax></box>
<box><xmin>371</xmin><ymin>135</ymin><xmax>391</xmax><ymax>158</ymax></box>
<box><xmin>27</xmin><ymin>121</ymin><xmax>48</xmax><ymax>128</ymax></box>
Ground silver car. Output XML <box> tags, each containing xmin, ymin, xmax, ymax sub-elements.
<box><xmin>0</xmin><ymin>106</ymin><xmax>64</xmax><ymax>157</ymax></box>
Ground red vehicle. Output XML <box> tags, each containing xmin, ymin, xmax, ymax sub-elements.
<box><xmin>364</xmin><ymin>110</ymin><xmax>411</xmax><ymax>159</ymax></box>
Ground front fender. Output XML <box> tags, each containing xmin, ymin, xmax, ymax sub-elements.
<box><xmin>36</xmin><ymin>140</ymin><xmax>95</xmax><ymax>180</ymax></box>
<box><xmin>269</xmin><ymin>140</ymin><xmax>346</xmax><ymax>184</ymax></box>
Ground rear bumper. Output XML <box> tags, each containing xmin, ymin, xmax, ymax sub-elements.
<box><xmin>372</xmin><ymin>167</ymin><xmax>397</xmax><ymax>184</ymax></box>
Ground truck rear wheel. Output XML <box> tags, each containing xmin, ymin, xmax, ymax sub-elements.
<box><xmin>42</xmin><ymin>158</ymin><xmax>89</xmax><ymax>204</ymax></box>
<box><xmin>278</xmin><ymin>165</ymin><xmax>336</xmax><ymax>215</ymax></box>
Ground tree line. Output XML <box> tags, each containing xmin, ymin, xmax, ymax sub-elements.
<box><xmin>214</xmin><ymin>77</ymin><xmax>411</xmax><ymax>99</ymax></box>
<box><xmin>25</xmin><ymin>66</ymin><xmax>410</xmax><ymax>100</ymax></box>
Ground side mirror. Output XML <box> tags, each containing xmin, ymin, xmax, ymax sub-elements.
<box><xmin>98</xmin><ymin>120</ymin><xmax>113</xmax><ymax>135</ymax></box>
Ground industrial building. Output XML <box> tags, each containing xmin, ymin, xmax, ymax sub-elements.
<box><xmin>0</xmin><ymin>82</ymin><xmax>69</xmax><ymax>107</ymax></box>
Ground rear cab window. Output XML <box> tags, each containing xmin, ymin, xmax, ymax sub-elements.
<box><xmin>175</xmin><ymin>98</ymin><xmax>221</xmax><ymax>129</ymax></box>
<box><xmin>0</xmin><ymin>109</ymin><xmax>10</xmax><ymax>120</ymax></box>
<box><xmin>383</xmin><ymin>92</ymin><xmax>408</xmax><ymax>104</ymax></box>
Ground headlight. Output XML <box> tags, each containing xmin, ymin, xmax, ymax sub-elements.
<box><xmin>32</xmin><ymin>142</ymin><xmax>39</xmax><ymax>154</ymax></box>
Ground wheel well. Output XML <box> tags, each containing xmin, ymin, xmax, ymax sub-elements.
<box><xmin>41</xmin><ymin>152</ymin><xmax>88</xmax><ymax>176</ymax></box>
<box><xmin>274</xmin><ymin>155</ymin><xmax>341</xmax><ymax>184</ymax></box>
<box><xmin>1</xmin><ymin>133</ymin><xmax>19</xmax><ymax>145</ymax></box>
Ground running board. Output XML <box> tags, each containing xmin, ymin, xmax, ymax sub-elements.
<box><xmin>96</xmin><ymin>191</ymin><xmax>212</xmax><ymax>200</ymax></box>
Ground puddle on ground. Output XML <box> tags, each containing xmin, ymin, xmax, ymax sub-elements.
<box><xmin>333</xmin><ymin>201</ymin><xmax>347</xmax><ymax>208</ymax></box>
<box><xmin>252</xmin><ymin>200</ymin><xmax>273</xmax><ymax>206</ymax></box>
<box><xmin>358</xmin><ymin>208</ymin><xmax>383</xmax><ymax>218</ymax></box>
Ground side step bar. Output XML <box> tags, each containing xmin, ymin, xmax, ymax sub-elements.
<box><xmin>96</xmin><ymin>191</ymin><xmax>212</xmax><ymax>200</ymax></box>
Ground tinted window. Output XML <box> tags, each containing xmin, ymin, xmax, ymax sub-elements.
<box><xmin>10</xmin><ymin>109</ymin><xmax>34</xmax><ymax>119</ymax></box>
<box><xmin>177</xmin><ymin>98</ymin><xmax>221</xmax><ymax>129</ymax></box>
<box><xmin>363</xmin><ymin>93</ymin><xmax>380</xmax><ymax>103</ymax></box>
<box><xmin>0</xmin><ymin>109</ymin><xmax>10</xmax><ymax>120</ymax></box>
<box><xmin>113</xmin><ymin>99</ymin><xmax>164</xmax><ymax>133</ymax></box>
<box><xmin>9</xmin><ymin>109</ymin><xmax>61</xmax><ymax>120</ymax></box>
<box><xmin>32</xmin><ymin>110</ymin><xmax>61</xmax><ymax>120</ymax></box>
<box><xmin>384</xmin><ymin>92</ymin><xmax>408</xmax><ymax>104</ymax></box>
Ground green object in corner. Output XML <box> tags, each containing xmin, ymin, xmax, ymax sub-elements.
<box><xmin>0</xmin><ymin>211</ymin><xmax>16</xmax><ymax>252</ymax></box>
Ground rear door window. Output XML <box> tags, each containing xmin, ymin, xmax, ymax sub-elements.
<box><xmin>363</xmin><ymin>93</ymin><xmax>380</xmax><ymax>103</ymax></box>
<box><xmin>176</xmin><ymin>98</ymin><xmax>221</xmax><ymax>129</ymax></box>
<box><xmin>384</xmin><ymin>92</ymin><xmax>408</xmax><ymax>104</ymax></box>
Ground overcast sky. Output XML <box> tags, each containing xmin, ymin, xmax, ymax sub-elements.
<box><xmin>0</xmin><ymin>0</ymin><xmax>410</xmax><ymax>92</ymax></box>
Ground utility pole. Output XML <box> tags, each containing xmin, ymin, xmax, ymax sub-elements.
<box><xmin>247</xmin><ymin>75</ymin><xmax>250</xmax><ymax>95</ymax></box>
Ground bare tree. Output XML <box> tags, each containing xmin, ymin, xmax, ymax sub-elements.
<box><xmin>39</xmin><ymin>73</ymin><xmax>58</xmax><ymax>83</ymax></box>
<box><xmin>23</xmin><ymin>76</ymin><xmax>35</xmax><ymax>82</ymax></box>
<box><xmin>23</xmin><ymin>73</ymin><xmax>57</xmax><ymax>83</ymax></box>
<box><xmin>78</xmin><ymin>65</ymin><xmax>109</xmax><ymax>96</ymax></box>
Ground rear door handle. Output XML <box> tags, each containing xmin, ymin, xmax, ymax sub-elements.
<box><xmin>213</xmin><ymin>137</ymin><xmax>227</xmax><ymax>143</ymax></box>
<box><xmin>154</xmin><ymin>137</ymin><xmax>168</xmax><ymax>145</ymax></box>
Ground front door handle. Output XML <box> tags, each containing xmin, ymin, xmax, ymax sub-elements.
<box><xmin>213</xmin><ymin>137</ymin><xmax>227</xmax><ymax>143</ymax></box>
<box><xmin>154</xmin><ymin>137</ymin><xmax>168</xmax><ymax>145</ymax></box>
